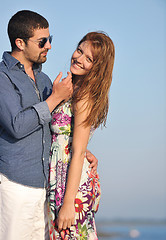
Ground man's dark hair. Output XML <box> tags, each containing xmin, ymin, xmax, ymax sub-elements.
<box><xmin>8</xmin><ymin>10</ymin><xmax>49</xmax><ymax>51</ymax></box>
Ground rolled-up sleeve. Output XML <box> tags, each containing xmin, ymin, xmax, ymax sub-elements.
<box><xmin>33</xmin><ymin>101</ymin><xmax>51</xmax><ymax>125</ymax></box>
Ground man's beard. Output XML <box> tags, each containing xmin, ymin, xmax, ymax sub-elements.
<box><xmin>35</xmin><ymin>51</ymin><xmax>48</xmax><ymax>64</ymax></box>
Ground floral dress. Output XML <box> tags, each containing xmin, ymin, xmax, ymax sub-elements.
<box><xmin>48</xmin><ymin>100</ymin><xmax>101</xmax><ymax>240</ymax></box>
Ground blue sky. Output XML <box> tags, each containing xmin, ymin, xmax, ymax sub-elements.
<box><xmin>0</xmin><ymin>0</ymin><xmax>165</xmax><ymax>220</ymax></box>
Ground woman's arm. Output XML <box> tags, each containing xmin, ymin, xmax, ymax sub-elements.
<box><xmin>57</xmin><ymin>98</ymin><xmax>91</xmax><ymax>231</ymax></box>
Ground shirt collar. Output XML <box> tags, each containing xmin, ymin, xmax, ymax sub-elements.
<box><xmin>2</xmin><ymin>51</ymin><xmax>19</xmax><ymax>70</ymax></box>
<box><xmin>2</xmin><ymin>51</ymin><xmax>42</xmax><ymax>73</ymax></box>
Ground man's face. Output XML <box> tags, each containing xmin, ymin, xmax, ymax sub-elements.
<box><xmin>23</xmin><ymin>28</ymin><xmax>52</xmax><ymax>64</ymax></box>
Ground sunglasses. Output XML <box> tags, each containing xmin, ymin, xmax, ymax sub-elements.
<box><xmin>27</xmin><ymin>35</ymin><xmax>53</xmax><ymax>48</ymax></box>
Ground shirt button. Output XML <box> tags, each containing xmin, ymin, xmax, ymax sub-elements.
<box><xmin>42</xmin><ymin>157</ymin><xmax>44</xmax><ymax>161</ymax></box>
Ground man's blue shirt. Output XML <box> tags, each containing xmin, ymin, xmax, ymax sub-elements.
<box><xmin>0</xmin><ymin>52</ymin><xmax>52</xmax><ymax>188</ymax></box>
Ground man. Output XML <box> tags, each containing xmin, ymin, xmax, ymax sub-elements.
<box><xmin>0</xmin><ymin>10</ymin><xmax>98</xmax><ymax>240</ymax></box>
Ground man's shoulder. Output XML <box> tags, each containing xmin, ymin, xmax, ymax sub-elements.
<box><xmin>0</xmin><ymin>58</ymin><xmax>5</xmax><ymax>71</ymax></box>
<box><xmin>0</xmin><ymin>51</ymin><xmax>17</xmax><ymax>73</ymax></box>
<box><xmin>0</xmin><ymin>61</ymin><xmax>8</xmax><ymax>77</ymax></box>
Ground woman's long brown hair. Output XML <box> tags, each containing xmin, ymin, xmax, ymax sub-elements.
<box><xmin>72</xmin><ymin>31</ymin><xmax>115</xmax><ymax>129</ymax></box>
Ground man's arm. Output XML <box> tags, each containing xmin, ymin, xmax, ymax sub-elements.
<box><xmin>0</xmin><ymin>71</ymin><xmax>72</xmax><ymax>139</ymax></box>
<box><xmin>0</xmin><ymin>72</ymin><xmax>45</xmax><ymax>139</ymax></box>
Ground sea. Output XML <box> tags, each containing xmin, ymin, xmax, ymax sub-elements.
<box><xmin>96</xmin><ymin>220</ymin><xmax>166</xmax><ymax>240</ymax></box>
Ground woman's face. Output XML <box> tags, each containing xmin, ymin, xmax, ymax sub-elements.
<box><xmin>70</xmin><ymin>41</ymin><xmax>93</xmax><ymax>76</ymax></box>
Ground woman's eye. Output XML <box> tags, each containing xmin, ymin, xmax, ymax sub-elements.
<box><xmin>77</xmin><ymin>48</ymin><xmax>82</xmax><ymax>53</ymax></box>
<box><xmin>87</xmin><ymin>57</ymin><xmax>93</xmax><ymax>63</ymax></box>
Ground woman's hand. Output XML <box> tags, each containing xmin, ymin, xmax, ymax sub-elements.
<box><xmin>57</xmin><ymin>202</ymin><xmax>75</xmax><ymax>231</ymax></box>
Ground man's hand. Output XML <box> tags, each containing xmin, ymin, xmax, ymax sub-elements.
<box><xmin>86</xmin><ymin>150</ymin><xmax>98</xmax><ymax>175</ymax></box>
<box><xmin>52</xmin><ymin>72</ymin><xmax>73</xmax><ymax>101</ymax></box>
<box><xmin>46</xmin><ymin>72</ymin><xmax>73</xmax><ymax>112</ymax></box>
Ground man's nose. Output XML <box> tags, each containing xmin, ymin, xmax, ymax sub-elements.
<box><xmin>45</xmin><ymin>39</ymin><xmax>51</xmax><ymax>50</ymax></box>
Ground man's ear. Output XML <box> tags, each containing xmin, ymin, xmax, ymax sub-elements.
<box><xmin>15</xmin><ymin>38</ymin><xmax>26</xmax><ymax>51</ymax></box>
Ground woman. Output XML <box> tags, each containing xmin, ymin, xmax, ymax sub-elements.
<box><xmin>48</xmin><ymin>31</ymin><xmax>115</xmax><ymax>239</ymax></box>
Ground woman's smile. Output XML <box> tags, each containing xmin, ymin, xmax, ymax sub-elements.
<box><xmin>70</xmin><ymin>41</ymin><xmax>93</xmax><ymax>76</ymax></box>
